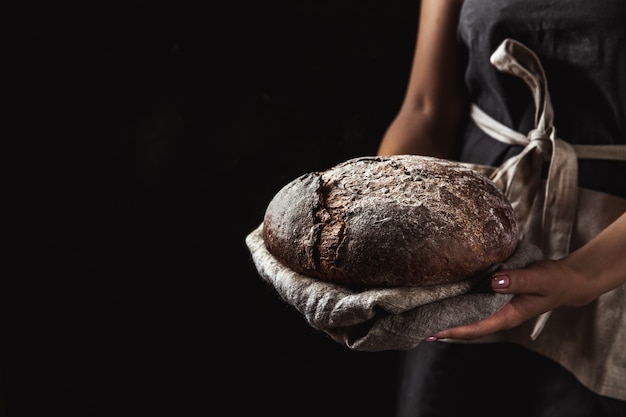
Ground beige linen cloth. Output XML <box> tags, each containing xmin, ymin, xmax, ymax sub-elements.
<box><xmin>246</xmin><ymin>225</ymin><xmax>541</xmax><ymax>351</ymax></box>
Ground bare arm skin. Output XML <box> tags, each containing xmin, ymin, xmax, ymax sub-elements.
<box><xmin>430</xmin><ymin>212</ymin><xmax>626</xmax><ymax>340</ymax></box>
<box><xmin>377</xmin><ymin>0</ymin><xmax>467</xmax><ymax>158</ymax></box>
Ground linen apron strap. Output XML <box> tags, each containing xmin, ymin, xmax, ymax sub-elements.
<box><xmin>471</xmin><ymin>106</ymin><xmax>626</xmax><ymax>160</ymax></box>
<box><xmin>469</xmin><ymin>38</ymin><xmax>626</xmax><ymax>339</ymax></box>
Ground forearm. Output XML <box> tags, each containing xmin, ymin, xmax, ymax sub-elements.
<box><xmin>562</xmin><ymin>211</ymin><xmax>626</xmax><ymax>305</ymax></box>
<box><xmin>377</xmin><ymin>0</ymin><xmax>467</xmax><ymax>158</ymax></box>
<box><xmin>377</xmin><ymin>105</ymin><xmax>464</xmax><ymax>158</ymax></box>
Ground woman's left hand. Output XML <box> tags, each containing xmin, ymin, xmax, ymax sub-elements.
<box><xmin>428</xmin><ymin>212</ymin><xmax>626</xmax><ymax>341</ymax></box>
<box><xmin>428</xmin><ymin>259</ymin><xmax>579</xmax><ymax>340</ymax></box>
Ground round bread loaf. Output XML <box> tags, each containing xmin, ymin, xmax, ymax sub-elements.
<box><xmin>262</xmin><ymin>155</ymin><xmax>518</xmax><ymax>288</ymax></box>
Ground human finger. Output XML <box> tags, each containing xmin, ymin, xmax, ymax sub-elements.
<box><xmin>489</xmin><ymin>260</ymin><xmax>559</xmax><ymax>296</ymax></box>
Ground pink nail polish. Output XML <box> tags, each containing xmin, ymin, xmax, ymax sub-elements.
<box><xmin>424</xmin><ymin>336</ymin><xmax>438</xmax><ymax>342</ymax></box>
<box><xmin>492</xmin><ymin>274</ymin><xmax>510</xmax><ymax>289</ymax></box>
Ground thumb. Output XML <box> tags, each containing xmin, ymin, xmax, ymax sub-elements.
<box><xmin>491</xmin><ymin>272</ymin><xmax>513</xmax><ymax>293</ymax></box>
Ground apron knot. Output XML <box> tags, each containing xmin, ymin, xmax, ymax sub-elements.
<box><xmin>528</xmin><ymin>127</ymin><xmax>554</xmax><ymax>160</ymax></box>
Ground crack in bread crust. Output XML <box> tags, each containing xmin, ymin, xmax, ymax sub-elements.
<box><xmin>316</xmin><ymin>179</ymin><xmax>347</xmax><ymax>279</ymax></box>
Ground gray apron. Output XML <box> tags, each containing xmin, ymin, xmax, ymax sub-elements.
<box><xmin>464</xmin><ymin>38</ymin><xmax>626</xmax><ymax>400</ymax></box>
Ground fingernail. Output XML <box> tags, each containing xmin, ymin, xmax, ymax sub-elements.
<box><xmin>424</xmin><ymin>336</ymin><xmax>438</xmax><ymax>342</ymax></box>
<box><xmin>492</xmin><ymin>274</ymin><xmax>510</xmax><ymax>289</ymax></box>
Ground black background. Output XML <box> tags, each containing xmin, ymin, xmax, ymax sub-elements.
<box><xmin>4</xmin><ymin>1</ymin><xmax>420</xmax><ymax>416</ymax></box>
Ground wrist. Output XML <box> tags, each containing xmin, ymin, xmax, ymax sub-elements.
<box><xmin>559</xmin><ymin>256</ymin><xmax>601</xmax><ymax>306</ymax></box>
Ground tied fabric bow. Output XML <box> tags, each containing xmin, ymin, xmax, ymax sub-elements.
<box><xmin>477</xmin><ymin>39</ymin><xmax>579</xmax><ymax>261</ymax></box>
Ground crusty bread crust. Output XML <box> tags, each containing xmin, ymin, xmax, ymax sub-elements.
<box><xmin>263</xmin><ymin>155</ymin><xmax>518</xmax><ymax>288</ymax></box>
